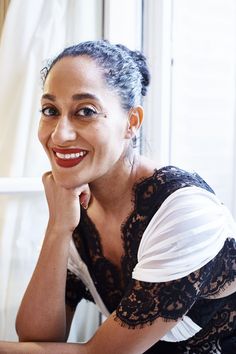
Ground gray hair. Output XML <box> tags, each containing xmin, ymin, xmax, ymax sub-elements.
<box><xmin>41</xmin><ymin>40</ymin><xmax>150</xmax><ymax>111</ymax></box>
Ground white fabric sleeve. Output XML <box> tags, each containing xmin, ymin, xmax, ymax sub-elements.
<box><xmin>132</xmin><ymin>186</ymin><xmax>236</xmax><ymax>282</ymax></box>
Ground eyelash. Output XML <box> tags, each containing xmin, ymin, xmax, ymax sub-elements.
<box><xmin>76</xmin><ymin>107</ymin><xmax>98</xmax><ymax>117</ymax></box>
<box><xmin>39</xmin><ymin>107</ymin><xmax>58</xmax><ymax>117</ymax></box>
<box><xmin>39</xmin><ymin>106</ymin><xmax>99</xmax><ymax>119</ymax></box>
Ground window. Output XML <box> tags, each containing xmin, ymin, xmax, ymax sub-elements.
<box><xmin>143</xmin><ymin>0</ymin><xmax>236</xmax><ymax>217</ymax></box>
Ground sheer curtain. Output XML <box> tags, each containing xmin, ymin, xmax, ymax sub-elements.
<box><xmin>0</xmin><ymin>0</ymin><xmax>102</xmax><ymax>340</ymax></box>
<box><xmin>0</xmin><ymin>0</ymin><xmax>10</xmax><ymax>34</ymax></box>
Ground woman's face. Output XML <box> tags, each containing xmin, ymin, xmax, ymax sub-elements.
<box><xmin>38</xmin><ymin>56</ymin><xmax>130</xmax><ymax>188</ymax></box>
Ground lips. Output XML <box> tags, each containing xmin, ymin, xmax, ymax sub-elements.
<box><xmin>52</xmin><ymin>147</ymin><xmax>88</xmax><ymax>168</ymax></box>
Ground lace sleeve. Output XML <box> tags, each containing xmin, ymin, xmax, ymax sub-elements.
<box><xmin>115</xmin><ymin>259</ymin><xmax>213</xmax><ymax>329</ymax></box>
<box><xmin>115</xmin><ymin>238</ymin><xmax>236</xmax><ymax>336</ymax></box>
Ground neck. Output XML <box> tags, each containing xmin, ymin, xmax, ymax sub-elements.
<box><xmin>89</xmin><ymin>154</ymin><xmax>139</xmax><ymax>214</ymax></box>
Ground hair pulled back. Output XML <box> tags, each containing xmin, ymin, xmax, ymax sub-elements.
<box><xmin>41</xmin><ymin>40</ymin><xmax>150</xmax><ymax>111</ymax></box>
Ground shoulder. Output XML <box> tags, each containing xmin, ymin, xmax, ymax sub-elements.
<box><xmin>152</xmin><ymin>165</ymin><xmax>214</xmax><ymax>193</ymax></box>
<box><xmin>133</xmin><ymin>185</ymin><xmax>236</xmax><ymax>282</ymax></box>
<box><xmin>133</xmin><ymin>165</ymin><xmax>214</xmax><ymax>215</ymax></box>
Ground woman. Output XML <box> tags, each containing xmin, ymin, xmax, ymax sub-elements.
<box><xmin>0</xmin><ymin>40</ymin><xmax>236</xmax><ymax>354</ymax></box>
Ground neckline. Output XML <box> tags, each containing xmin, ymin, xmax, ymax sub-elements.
<box><xmin>81</xmin><ymin>165</ymin><xmax>179</xmax><ymax>263</ymax></box>
<box><xmin>81</xmin><ymin>168</ymin><xmax>159</xmax><ymax>283</ymax></box>
<box><xmin>120</xmin><ymin>168</ymin><xmax>158</xmax><ymax>233</ymax></box>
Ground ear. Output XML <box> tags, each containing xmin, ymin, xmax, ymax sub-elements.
<box><xmin>125</xmin><ymin>105</ymin><xmax>144</xmax><ymax>139</ymax></box>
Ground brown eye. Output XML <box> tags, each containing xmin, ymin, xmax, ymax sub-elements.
<box><xmin>76</xmin><ymin>107</ymin><xmax>98</xmax><ymax>118</ymax></box>
<box><xmin>40</xmin><ymin>107</ymin><xmax>59</xmax><ymax>117</ymax></box>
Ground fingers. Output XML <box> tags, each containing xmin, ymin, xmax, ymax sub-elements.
<box><xmin>42</xmin><ymin>171</ymin><xmax>53</xmax><ymax>186</ymax></box>
<box><xmin>79</xmin><ymin>192</ymin><xmax>90</xmax><ymax>210</ymax></box>
<box><xmin>42</xmin><ymin>172</ymin><xmax>91</xmax><ymax>210</ymax></box>
<box><xmin>78</xmin><ymin>184</ymin><xmax>91</xmax><ymax>210</ymax></box>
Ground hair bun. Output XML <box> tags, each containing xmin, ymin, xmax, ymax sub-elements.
<box><xmin>116</xmin><ymin>44</ymin><xmax>150</xmax><ymax>96</ymax></box>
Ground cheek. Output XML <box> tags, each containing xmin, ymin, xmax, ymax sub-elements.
<box><xmin>38</xmin><ymin>121</ymin><xmax>51</xmax><ymax>153</ymax></box>
<box><xmin>38</xmin><ymin>120</ymin><xmax>50</xmax><ymax>142</ymax></box>
<box><xmin>93</xmin><ymin>126</ymin><xmax>126</xmax><ymax>160</ymax></box>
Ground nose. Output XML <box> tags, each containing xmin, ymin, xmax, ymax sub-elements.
<box><xmin>51</xmin><ymin>116</ymin><xmax>77</xmax><ymax>144</ymax></box>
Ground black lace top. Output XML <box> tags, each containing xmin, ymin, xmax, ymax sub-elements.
<box><xmin>65</xmin><ymin>166</ymin><xmax>236</xmax><ymax>354</ymax></box>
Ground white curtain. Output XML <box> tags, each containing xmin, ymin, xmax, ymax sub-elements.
<box><xmin>0</xmin><ymin>0</ymin><xmax>102</xmax><ymax>341</ymax></box>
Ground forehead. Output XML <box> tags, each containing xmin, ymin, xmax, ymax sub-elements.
<box><xmin>44</xmin><ymin>55</ymin><xmax>108</xmax><ymax>93</ymax></box>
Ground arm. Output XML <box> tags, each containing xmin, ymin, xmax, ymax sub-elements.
<box><xmin>4</xmin><ymin>269</ymin><xmax>206</xmax><ymax>353</ymax></box>
<box><xmin>15</xmin><ymin>172</ymin><xmax>89</xmax><ymax>341</ymax></box>
<box><xmin>15</xmin><ymin>226</ymin><xmax>72</xmax><ymax>341</ymax></box>
<box><xmin>1</xmin><ymin>258</ymin><xmax>212</xmax><ymax>354</ymax></box>
<box><xmin>1</xmin><ymin>314</ymin><xmax>177</xmax><ymax>354</ymax></box>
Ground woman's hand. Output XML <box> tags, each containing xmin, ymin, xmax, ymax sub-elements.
<box><xmin>42</xmin><ymin>171</ymin><xmax>90</xmax><ymax>233</ymax></box>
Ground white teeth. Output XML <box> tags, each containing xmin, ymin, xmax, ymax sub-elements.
<box><xmin>55</xmin><ymin>151</ymin><xmax>86</xmax><ymax>159</ymax></box>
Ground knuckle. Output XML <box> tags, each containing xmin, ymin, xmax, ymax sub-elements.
<box><xmin>42</xmin><ymin>171</ymin><xmax>52</xmax><ymax>185</ymax></box>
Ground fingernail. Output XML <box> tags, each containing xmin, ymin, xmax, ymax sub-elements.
<box><xmin>80</xmin><ymin>201</ymin><xmax>88</xmax><ymax>210</ymax></box>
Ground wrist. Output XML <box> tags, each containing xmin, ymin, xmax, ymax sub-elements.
<box><xmin>46</xmin><ymin>221</ymin><xmax>75</xmax><ymax>240</ymax></box>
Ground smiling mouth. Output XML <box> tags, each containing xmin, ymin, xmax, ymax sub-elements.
<box><xmin>55</xmin><ymin>151</ymin><xmax>86</xmax><ymax>159</ymax></box>
<box><xmin>52</xmin><ymin>148</ymin><xmax>88</xmax><ymax>168</ymax></box>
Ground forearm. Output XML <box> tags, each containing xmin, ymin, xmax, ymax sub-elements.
<box><xmin>0</xmin><ymin>341</ymin><xmax>88</xmax><ymax>354</ymax></box>
<box><xmin>16</xmin><ymin>226</ymin><xmax>72</xmax><ymax>341</ymax></box>
<box><xmin>1</xmin><ymin>311</ymin><xmax>178</xmax><ymax>354</ymax></box>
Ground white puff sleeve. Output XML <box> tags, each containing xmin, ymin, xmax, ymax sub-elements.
<box><xmin>132</xmin><ymin>186</ymin><xmax>236</xmax><ymax>283</ymax></box>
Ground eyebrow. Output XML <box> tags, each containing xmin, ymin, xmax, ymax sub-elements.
<box><xmin>41</xmin><ymin>93</ymin><xmax>101</xmax><ymax>102</ymax></box>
